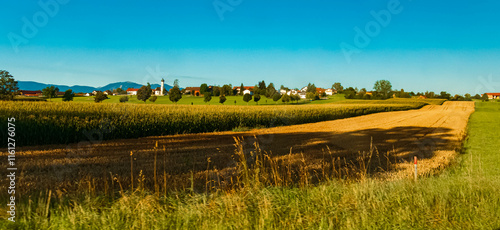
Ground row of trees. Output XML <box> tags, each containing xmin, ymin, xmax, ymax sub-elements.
<box><xmin>0</xmin><ymin>70</ymin><xmax>496</xmax><ymax>103</ymax></box>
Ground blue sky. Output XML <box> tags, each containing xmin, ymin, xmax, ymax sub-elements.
<box><xmin>1</xmin><ymin>0</ymin><xmax>500</xmax><ymax>94</ymax></box>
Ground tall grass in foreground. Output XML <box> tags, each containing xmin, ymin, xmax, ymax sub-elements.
<box><xmin>2</xmin><ymin>102</ymin><xmax>499</xmax><ymax>229</ymax></box>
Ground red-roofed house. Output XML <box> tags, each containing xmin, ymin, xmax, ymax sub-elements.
<box><xmin>233</xmin><ymin>86</ymin><xmax>254</xmax><ymax>95</ymax></box>
<box><xmin>126</xmin><ymin>88</ymin><xmax>139</xmax><ymax>95</ymax></box>
<box><xmin>184</xmin><ymin>87</ymin><xmax>201</xmax><ymax>96</ymax></box>
<box><xmin>483</xmin><ymin>93</ymin><xmax>500</xmax><ymax>99</ymax></box>
<box><xmin>19</xmin><ymin>90</ymin><xmax>43</xmax><ymax>97</ymax></box>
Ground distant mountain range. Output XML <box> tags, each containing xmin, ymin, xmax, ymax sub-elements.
<box><xmin>18</xmin><ymin>81</ymin><xmax>173</xmax><ymax>93</ymax></box>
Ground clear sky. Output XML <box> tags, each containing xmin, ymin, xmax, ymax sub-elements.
<box><xmin>1</xmin><ymin>0</ymin><xmax>499</xmax><ymax>94</ymax></box>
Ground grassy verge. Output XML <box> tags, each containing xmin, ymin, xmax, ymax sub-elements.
<box><xmin>3</xmin><ymin>102</ymin><xmax>498</xmax><ymax>229</ymax></box>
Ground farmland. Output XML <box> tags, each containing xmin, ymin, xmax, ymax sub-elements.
<box><xmin>0</xmin><ymin>99</ymin><xmax>433</xmax><ymax>146</ymax></box>
<box><xmin>3</xmin><ymin>99</ymin><xmax>494</xmax><ymax>230</ymax></box>
<box><xmin>1</xmin><ymin>100</ymin><xmax>494</xmax><ymax>229</ymax></box>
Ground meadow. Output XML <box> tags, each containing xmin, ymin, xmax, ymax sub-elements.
<box><xmin>0</xmin><ymin>99</ymin><xmax>431</xmax><ymax>147</ymax></box>
<box><xmin>1</xmin><ymin>101</ymin><xmax>498</xmax><ymax>229</ymax></box>
<box><xmin>47</xmin><ymin>94</ymin><xmax>347</xmax><ymax>105</ymax></box>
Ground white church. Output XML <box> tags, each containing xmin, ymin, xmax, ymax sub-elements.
<box><xmin>153</xmin><ymin>78</ymin><xmax>166</xmax><ymax>96</ymax></box>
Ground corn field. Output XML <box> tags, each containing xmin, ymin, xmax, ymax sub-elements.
<box><xmin>0</xmin><ymin>101</ymin><xmax>426</xmax><ymax>146</ymax></box>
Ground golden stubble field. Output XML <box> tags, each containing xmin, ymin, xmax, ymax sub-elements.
<box><xmin>3</xmin><ymin>101</ymin><xmax>474</xmax><ymax>196</ymax></box>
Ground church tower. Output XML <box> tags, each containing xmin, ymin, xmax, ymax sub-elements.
<box><xmin>161</xmin><ymin>78</ymin><xmax>165</xmax><ymax>96</ymax></box>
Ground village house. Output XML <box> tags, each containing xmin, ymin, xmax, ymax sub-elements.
<box><xmin>325</xmin><ymin>88</ymin><xmax>335</xmax><ymax>95</ymax></box>
<box><xmin>184</xmin><ymin>87</ymin><xmax>201</xmax><ymax>96</ymax></box>
<box><xmin>19</xmin><ymin>90</ymin><xmax>43</xmax><ymax>97</ymax></box>
<box><xmin>126</xmin><ymin>88</ymin><xmax>139</xmax><ymax>95</ymax></box>
<box><xmin>234</xmin><ymin>86</ymin><xmax>255</xmax><ymax>95</ymax></box>
<box><xmin>482</xmin><ymin>93</ymin><xmax>500</xmax><ymax>99</ymax></box>
<box><xmin>279</xmin><ymin>89</ymin><xmax>298</xmax><ymax>95</ymax></box>
<box><xmin>153</xmin><ymin>87</ymin><xmax>163</xmax><ymax>96</ymax></box>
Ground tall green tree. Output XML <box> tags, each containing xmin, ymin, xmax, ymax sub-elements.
<box><xmin>439</xmin><ymin>91</ymin><xmax>451</xmax><ymax>100</ymax></box>
<box><xmin>332</xmin><ymin>82</ymin><xmax>343</xmax><ymax>93</ymax></box>
<box><xmin>239</xmin><ymin>83</ymin><xmax>245</xmax><ymax>95</ymax></box>
<box><xmin>272</xmin><ymin>92</ymin><xmax>281</xmax><ymax>104</ymax></box>
<box><xmin>94</xmin><ymin>91</ymin><xmax>108</xmax><ymax>103</ymax></box>
<box><xmin>204</xmin><ymin>93</ymin><xmax>212</xmax><ymax>103</ymax></box>
<box><xmin>213</xmin><ymin>86</ymin><xmax>221</xmax><ymax>96</ymax></box>
<box><xmin>253</xmin><ymin>94</ymin><xmax>261</xmax><ymax>105</ymax></box>
<box><xmin>222</xmin><ymin>84</ymin><xmax>232</xmax><ymax>96</ymax></box>
<box><xmin>200</xmin><ymin>83</ymin><xmax>209</xmax><ymax>95</ymax></box>
<box><xmin>253</xmin><ymin>84</ymin><xmax>260</xmax><ymax>95</ymax></box>
<box><xmin>42</xmin><ymin>86</ymin><xmax>57</xmax><ymax>101</ymax></box>
<box><xmin>481</xmin><ymin>93</ymin><xmax>489</xmax><ymax>102</ymax></box>
<box><xmin>464</xmin><ymin>93</ymin><xmax>472</xmax><ymax>101</ymax></box>
<box><xmin>373</xmin><ymin>80</ymin><xmax>392</xmax><ymax>99</ymax></box>
<box><xmin>258</xmin><ymin>80</ymin><xmax>266</xmax><ymax>95</ymax></box>
<box><xmin>137</xmin><ymin>84</ymin><xmax>152</xmax><ymax>102</ymax></box>
<box><xmin>169</xmin><ymin>86</ymin><xmax>182</xmax><ymax>103</ymax></box>
<box><xmin>0</xmin><ymin>70</ymin><xmax>19</xmax><ymax>100</ymax></box>
<box><xmin>306</xmin><ymin>83</ymin><xmax>317</xmax><ymax>94</ymax></box>
<box><xmin>266</xmin><ymin>83</ymin><xmax>276</xmax><ymax>98</ymax></box>
<box><xmin>62</xmin><ymin>89</ymin><xmax>75</xmax><ymax>101</ymax></box>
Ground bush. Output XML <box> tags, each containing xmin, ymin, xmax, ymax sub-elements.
<box><xmin>119</xmin><ymin>96</ymin><xmax>129</xmax><ymax>103</ymax></box>
<box><xmin>243</xmin><ymin>93</ymin><xmax>252</xmax><ymax>104</ymax></box>
<box><xmin>149</xmin><ymin>96</ymin><xmax>157</xmax><ymax>103</ymax></box>
<box><xmin>219</xmin><ymin>95</ymin><xmax>227</xmax><ymax>104</ymax></box>
<box><xmin>94</xmin><ymin>92</ymin><xmax>108</xmax><ymax>103</ymax></box>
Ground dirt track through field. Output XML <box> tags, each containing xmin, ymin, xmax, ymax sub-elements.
<box><xmin>12</xmin><ymin>101</ymin><xmax>475</xmax><ymax>193</ymax></box>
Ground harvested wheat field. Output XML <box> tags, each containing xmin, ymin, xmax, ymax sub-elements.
<box><xmin>11</xmin><ymin>101</ymin><xmax>474</xmax><ymax>195</ymax></box>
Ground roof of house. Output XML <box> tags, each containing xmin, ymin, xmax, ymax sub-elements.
<box><xmin>184</xmin><ymin>87</ymin><xmax>201</xmax><ymax>91</ymax></box>
<box><xmin>20</xmin><ymin>90</ymin><xmax>42</xmax><ymax>94</ymax></box>
<box><xmin>234</xmin><ymin>86</ymin><xmax>255</xmax><ymax>90</ymax></box>
<box><xmin>126</xmin><ymin>88</ymin><xmax>139</xmax><ymax>92</ymax></box>
<box><xmin>485</xmin><ymin>93</ymin><xmax>500</xmax><ymax>96</ymax></box>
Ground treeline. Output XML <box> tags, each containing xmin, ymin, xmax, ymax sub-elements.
<box><xmin>335</xmin><ymin>80</ymin><xmax>482</xmax><ymax>101</ymax></box>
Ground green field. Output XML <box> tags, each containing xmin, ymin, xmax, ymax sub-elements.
<box><xmin>3</xmin><ymin>102</ymin><xmax>499</xmax><ymax>229</ymax></box>
<box><xmin>47</xmin><ymin>94</ymin><xmax>348</xmax><ymax>105</ymax></box>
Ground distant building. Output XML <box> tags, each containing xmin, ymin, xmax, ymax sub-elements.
<box><xmin>19</xmin><ymin>90</ymin><xmax>43</xmax><ymax>97</ymax></box>
<box><xmin>325</xmin><ymin>89</ymin><xmax>335</xmax><ymax>95</ymax></box>
<box><xmin>316</xmin><ymin>88</ymin><xmax>328</xmax><ymax>95</ymax></box>
<box><xmin>234</xmin><ymin>86</ymin><xmax>254</xmax><ymax>95</ymax></box>
<box><xmin>153</xmin><ymin>87</ymin><xmax>163</xmax><ymax>96</ymax></box>
<box><xmin>233</xmin><ymin>86</ymin><xmax>254</xmax><ymax>95</ymax></box>
<box><xmin>482</xmin><ymin>93</ymin><xmax>500</xmax><ymax>99</ymax></box>
<box><xmin>103</xmin><ymin>90</ymin><xmax>113</xmax><ymax>95</ymax></box>
<box><xmin>184</xmin><ymin>87</ymin><xmax>201</xmax><ymax>96</ymax></box>
<box><xmin>126</xmin><ymin>88</ymin><xmax>139</xmax><ymax>95</ymax></box>
<box><xmin>280</xmin><ymin>89</ymin><xmax>298</xmax><ymax>96</ymax></box>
